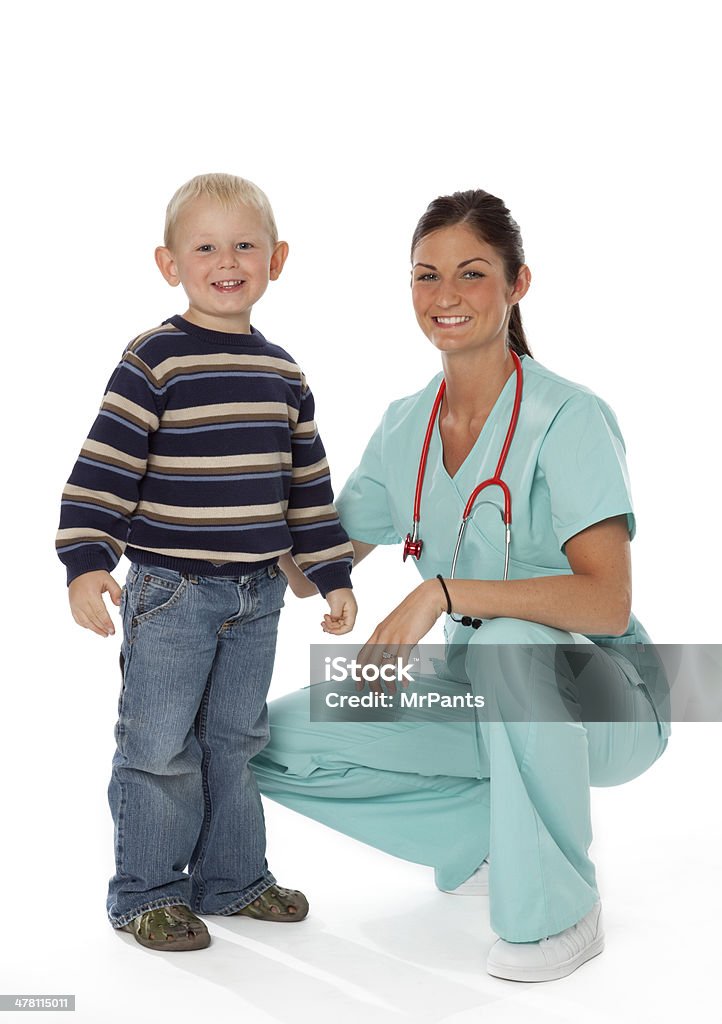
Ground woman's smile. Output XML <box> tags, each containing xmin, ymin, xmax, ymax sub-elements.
<box><xmin>432</xmin><ymin>315</ymin><xmax>473</xmax><ymax>327</ymax></box>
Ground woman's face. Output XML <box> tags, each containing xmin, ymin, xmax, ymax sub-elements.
<box><xmin>411</xmin><ymin>224</ymin><xmax>529</xmax><ymax>356</ymax></box>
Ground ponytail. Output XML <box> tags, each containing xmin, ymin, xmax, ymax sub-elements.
<box><xmin>508</xmin><ymin>305</ymin><xmax>531</xmax><ymax>358</ymax></box>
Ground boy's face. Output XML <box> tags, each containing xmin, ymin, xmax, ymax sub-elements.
<box><xmin>155</xmin><ymin>196</ymin><xmax>288</xmax><ymax>333</ymax></box>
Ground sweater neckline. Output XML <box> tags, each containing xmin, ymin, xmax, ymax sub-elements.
<box><xmin>165</xmin><ymin>315</ymin><xmax>266</xmax><ymax>347</ymax></box>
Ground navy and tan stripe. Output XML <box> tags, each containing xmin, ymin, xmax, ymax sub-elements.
<box><xmin>56</xmin><ymin>528</ymin><xmax>124</xmax><ymax>559</ymax></box>
<box><xmin>136</xmin><ymin>500</ymin><xmax>288</xmax><ymax>526</ymax></box>
<box><xmin>291</xmin><ymin>457</ymin><xmax>330</xmax><ymax>484</ymax></box>
<box><xmin>292</xmin><ymin>544</ymin><xmax>354</xmax><ymax>570</ymax></box>
<box><xmin>129</xmin><ymin>542</ymin><xmax>292</xmax><ymax>563</ymax></box>
<box><xmin>146</xmin><ymin>451</ymin><xmax>291</xmax><ymax>476</ymax></box>
<box><xmin>160</xmin><ymin>401</ymin><xmax>297</xmax><ymax>429</ymax></box>
<box><xmin>292</xmin><ymin>419</ymin><xmax>317</xmax><ymax>440</ymax></box>
<box><xmin>80</xmin><ymin>439</ymin><xmax>147</xmax><ymax>474</ymax></box>
<box><xmin>62</xmin><ymin>484</ymin><xmax>136</xmax><ymax>516</ymax></box>
<box><xmin>286</xmin><ymin>504</ymin><xmax>340</xmax><ymax>526</ymax></box>
<box><xmin>123</xmin><ymin>351</ymin><xmax>164</xmax><ymax>391</ymax></box>
<box><xmin>102</xmin><ymin>393</ymin><xmax>160</xmax><ymax>432</ymax></box>
<box><xmin>152</xmin><ymin>353</ymin><xmax>304</xmax><ymax>388</ymax></box>
<box><xmin>126</xmin><ymin>322</ymin><xmax>178</xmax><ymax>356</ymax></box>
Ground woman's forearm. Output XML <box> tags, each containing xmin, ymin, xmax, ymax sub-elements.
<box><xmin>441</xmin><ymin>518</ymin><xmax>632</xmax><ymax>637</ymax></box>
<box><xmin>442</xmin><ymin>573</ymin><xmax>631</xmax><ymax>637</ymax></box>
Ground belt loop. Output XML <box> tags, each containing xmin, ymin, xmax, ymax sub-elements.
<box><xmin>268</xmin><ymin>563</ymin><xmax>277</xmax><ymax>578</ymax></box>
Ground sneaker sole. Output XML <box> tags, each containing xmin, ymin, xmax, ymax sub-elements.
<box><xmin>486</xmin><ymin>935</ymin><xmax>605</xmax><ymax>982</ymax></box>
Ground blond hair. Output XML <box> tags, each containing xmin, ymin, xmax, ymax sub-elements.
<box><xmin>163</xmin><ymin>173</ymin><xmax>279</xmax><ymax>248</ymax></box>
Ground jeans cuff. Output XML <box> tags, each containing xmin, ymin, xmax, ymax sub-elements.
<box><xmin>110</xmin><ymin>896</ymin><xmax>193</xmax><ymax>929</ymax></box>
<box><xmin>212</xmin><ymin>870</ymin><xmax>278</xmax><ymax>916</ymax></box>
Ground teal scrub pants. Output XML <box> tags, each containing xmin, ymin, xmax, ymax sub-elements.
<box><xmin>251</xmin><ymin>618</ymin><xmax>668</xmax><ymax>942</ymax></box>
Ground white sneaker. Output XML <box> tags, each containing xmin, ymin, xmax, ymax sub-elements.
<box><xmin>486</xmin><ymin>902</ymin><xmax>604</xmax><ymax>982</ymax></box>
<box><xmin>437</xmin><ymin>860</ymin><xmax>489</xmax><ymax>895</ymax></box>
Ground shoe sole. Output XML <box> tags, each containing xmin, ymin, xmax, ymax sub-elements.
<box><xmin>486</xmin><ymin>935</ymin><xmax>605</xmax><ymax>982</ymax></box>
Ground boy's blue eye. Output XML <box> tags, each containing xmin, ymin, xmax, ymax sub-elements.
<box><xmin>236</xmin><ymin>242</ymin><xmax>253</xmax><ymax>250</ymax></box>
<box><xmin>196</xmin><ymin>244</ymin><xmax>214</xmax><ymax>252</ymax></box>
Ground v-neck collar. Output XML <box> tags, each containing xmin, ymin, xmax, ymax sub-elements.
<box><xmin>434</xmin><ymin>356</ymin><xmax>525</xmax><ymax>486</ymax></box>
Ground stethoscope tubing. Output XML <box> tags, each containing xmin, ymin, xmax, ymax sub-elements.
<box><xmin>405</xmin><ymin>350</ymin><xmax>523</xmax><ymax>582</ymax></box>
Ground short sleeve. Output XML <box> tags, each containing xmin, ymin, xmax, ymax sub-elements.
<box><xmin>335</xmin><ymin>412</ymin><xmax>402</xmax><ymax>545</ymax></box>
<box><xmin>537</xmin><ymin>392</ymin><xmax>636</xmax><ymax>551</ymax></box>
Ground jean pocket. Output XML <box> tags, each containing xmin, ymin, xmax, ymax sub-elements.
<box><xmin>132</xmin><ymin>571</ymin><xmax>188</xmax><ymax>624</ymax></box>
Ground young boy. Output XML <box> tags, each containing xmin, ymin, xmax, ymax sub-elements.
<box><xmin>56</xmin><ymin>173</ymin><xmax>357</xmax><ymax>951</ymax></box>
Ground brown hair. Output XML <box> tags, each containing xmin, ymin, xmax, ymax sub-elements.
<box><xmin>411</xmin><ymin>190</ymin><xmax>532</xmax><ymax>357</ymax></box>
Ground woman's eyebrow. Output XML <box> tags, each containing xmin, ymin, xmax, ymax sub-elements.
<box><xmin>412</xmin><ymin>257</ymin><xmax>493</xmax><ymax>270</ymax></box>
<box><xmin>458</xmin><ymin>257</ymin><xmax>493</xmax><ymax>267</ymax></box>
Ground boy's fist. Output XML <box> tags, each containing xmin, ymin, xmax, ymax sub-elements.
<box><xmin>321</xmin><ymin>587</ymin><xmax>357</xmax><ymax>635</ymax></box>
<box><xmin>68</xmin><ymin>570</ymin><xmax>122</xmax><ymax>637</ymax></box>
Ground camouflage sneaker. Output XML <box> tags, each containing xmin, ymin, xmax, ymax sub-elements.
<box><xmin>121</xmin><ymin>905</ymin><xmax>211</xmax><ymax>951</ymax></box>
<box><xmin>233</xmin><ymin>885</ymin><xmax>309</xmax><ymax>922</ymax></box>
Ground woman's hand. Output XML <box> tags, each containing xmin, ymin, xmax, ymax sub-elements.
<box><xmin>355</xmin><ymin>579</ymin><xmax>446</xmax><ymax>690</ymax></box>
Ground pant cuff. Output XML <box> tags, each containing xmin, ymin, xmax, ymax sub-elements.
<box><xmin>210</xmin><ymin>870</ymin><xmax>278</xmax><ymax>916</ymax></box>
<box><xmin>110</xmin><ymin>896</ymin><xmax>193</xmax><ymax>929</ymax></box>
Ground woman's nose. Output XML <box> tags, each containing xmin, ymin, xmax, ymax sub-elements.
<box><xmin>436</xmin><ymin>282</ymin><xmax>461</xmax><ymax>307</ymax></box>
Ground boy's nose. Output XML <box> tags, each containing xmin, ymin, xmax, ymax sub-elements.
<box><xmin>218</xmin><ymin>248</ymin><xmax>240</xmax><ymax>268</ymax></box>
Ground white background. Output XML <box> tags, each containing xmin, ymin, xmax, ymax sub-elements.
<box><xmin>1</xmin><ymin>1</ymin><xmax>720</xmax><ymax>1022</ymax></box>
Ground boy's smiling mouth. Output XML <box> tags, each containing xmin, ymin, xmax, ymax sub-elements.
<box><xmin>212</xmin><ymin>279</ymin><xmax>245</xmax><ymax>292</ymax></box>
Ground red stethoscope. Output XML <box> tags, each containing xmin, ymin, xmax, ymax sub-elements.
<box><xmin>403</xmin><ymin>350</ymin><xmax>524</xmax><ymax>583</ymax></box>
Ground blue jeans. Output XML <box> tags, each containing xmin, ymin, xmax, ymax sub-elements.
<box><xmin>107</xmin><ymin>561</ymin><xmax>287</xmax><ymax>927</ymax></box>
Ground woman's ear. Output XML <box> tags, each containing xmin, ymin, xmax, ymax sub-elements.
<box><xmin>155</xmin><ymin>246</ymin><xmax>181</xmax><ymax>287</ymax></box>
<box><xmin>510</xmin><ymin>264</ymin><xmax>532</xmax><ymax>305</ymax></box>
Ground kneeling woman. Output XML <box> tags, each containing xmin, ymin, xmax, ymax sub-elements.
<box><xmin>252</xmin><ymin>190</ymin><xmax>669</xmax><ymax>982</ymax></box>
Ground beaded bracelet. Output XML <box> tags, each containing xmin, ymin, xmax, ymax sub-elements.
<box><xmin>435</xmin><ymin>575</ymin><xmax>482</xmax><ymax>630</ymax></box>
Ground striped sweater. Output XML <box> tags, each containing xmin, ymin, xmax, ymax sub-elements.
<box><xmin>56</xmin><ymin>316</ymin><xmax>354</xmax><ymax>597</ymax></box>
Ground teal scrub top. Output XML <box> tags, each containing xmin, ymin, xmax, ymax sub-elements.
<box><xmin>336</xmin><ymin>355</ymin><xmax>649</xmax><ymax>648</ymax></box>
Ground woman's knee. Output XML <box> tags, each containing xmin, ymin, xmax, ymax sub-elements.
<box><xmin>588</xmin><ymin>720</ymin><xmax>668</xmax><ymax>787</ymax></box>
<box><xmin>464</xmin><ymin>619</ymin><xmax>582</xmax><ymax>719</ymax></box>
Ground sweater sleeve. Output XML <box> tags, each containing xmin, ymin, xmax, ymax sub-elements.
<box><xmin>55</xmin><ymin>352</ymin><xmax>164</xmax><ymax>585</ymax></box>
<box><xmin>285</xmin><ymin>377</ymin><xmax>354</xmax><ymax>597</ymax></box>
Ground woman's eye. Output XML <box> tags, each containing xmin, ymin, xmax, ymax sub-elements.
<box><xmin>462</xmin><ymin>270</ymin><xmax>484</xmax><ymax>279</ymax></box>
<box><xmin>415</xmin><ymin>273</ymin><xmax>438</xmax><ymax>282</ymax></box>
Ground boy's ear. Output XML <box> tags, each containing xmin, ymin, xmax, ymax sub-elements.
<box><xmin>269</xmin><ymin>240</ymin><xmax>289</xmax><ymax>281</ymax></box>
<box><xmin>155</xmin><ymin>246</ymin><xmax>181</xmax><ymax>287</ymax></box>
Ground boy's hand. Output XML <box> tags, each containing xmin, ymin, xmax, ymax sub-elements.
<box><xmin>68</xmin><ymin>570</ymin><xmax>123</xmax><ymax>638</ymax></box>
<box><xmin>321</xmin><ymin>588</ymin><xmax>357</xmax><ymax>635</ymax></box>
